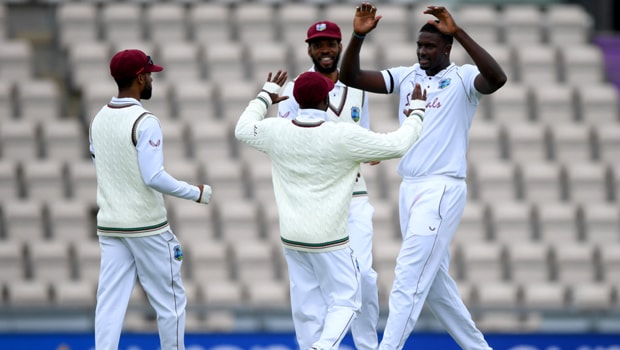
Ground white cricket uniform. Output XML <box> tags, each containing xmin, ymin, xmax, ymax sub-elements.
<box><xmin>278</xmin><ymin>69</ymin><xmax>380</xmax><ymax>350</ymax></box>
<box><xmin>378</xmin><ymin>63</ymin><xmax>492</xmax><ymax>350</ymax></box>
<box><xmin>235</xmin><ymin>95</ymin><xmax>424</xmax><ymax>350</ymax></box>
<box><xmin>89</xmin><ymin>97</ymin><xmax>201</xmax><ymax>350</ymax></box>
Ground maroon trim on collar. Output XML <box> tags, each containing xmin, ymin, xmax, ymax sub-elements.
<box><xmin>328</xmin><ymin>86</ymin><xmax>348</xmax><ymax>117</ymax></box>
<box><xmin>292</xmin><ymin>119</ymin><xmax>325</xmax><ymax>128</ymax></box>
<box><xmin>107</xmin><ymin>102</ymin><xmax>140</xmax><ymax>109</ymax></box>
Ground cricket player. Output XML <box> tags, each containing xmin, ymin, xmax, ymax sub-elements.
<box><xmin>89</xmin><ymin>49</ymin><xmax>212</xmax><ymax>350</ymax></box>
<box><xmin>235</xmin><ymin>70</ymin><xmax>427</xmax><ymax>350</ymax></box>
<box><xmin>278</xmin><ymin>20</ymin><xmax>380</xmax><ymax>350</ymax></box>
<box><xmin>339</xmin><ymin>3</ymin><xmax>507</xmax><ymax>349</ymax></box>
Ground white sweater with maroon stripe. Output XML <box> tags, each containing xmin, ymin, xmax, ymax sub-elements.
<box><xmin>235</xmin><ymin>96</ymin><xmax>424</xmax><ymax>252</ymax></box>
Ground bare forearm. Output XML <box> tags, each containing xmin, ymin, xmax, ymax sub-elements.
<box><xmin>339</xmin><ymin>35</ymin><xmax>365</xmax><ymax>87</ymax></box>
<box><xmin>453</xmin><ymin>28</ymin><xmax>507</xmax><ymax>91</ymax></box>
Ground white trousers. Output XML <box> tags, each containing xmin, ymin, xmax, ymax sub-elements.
<box><xmin>95</xmin><ymin>230</ymin><xmax>186</xmax><ymax>350</ymax></box>
<box><xmin>285</xmin><ymin>247</ymin><xmax>361</xmax><ymax>350</ymax></box>
<box><xmin>348</xmin><ymin>196</ymin><xmax>380</xmax><ymax>350</ymax></box>
<box><xmin>379</xmin><ymin>176</ymin><xmax>491</xmax><ymax>350</ymax></box>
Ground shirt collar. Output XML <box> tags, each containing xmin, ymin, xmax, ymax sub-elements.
<box><xmin>295</xmin><ymin>108</ymin><xmax>328</xmax><ymax>125</ymax></box>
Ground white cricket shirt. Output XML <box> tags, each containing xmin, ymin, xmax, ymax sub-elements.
<box><xmin>382</xmin><ymin>63</ymin><xmax>481</xmax><ymax>178</ymax></box>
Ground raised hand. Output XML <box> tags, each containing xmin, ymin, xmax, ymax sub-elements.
<box><xmin>403</xmin><ymin>83</ymin><xmax>427</xmax><ymax>117</ymax></box>
<box><xmin>262</xmin><ymin>70</ymin><xmax>289</xmax><ymax>104</ymax></box>
<box><xmin>423</xmin><ymin>6</ymin><xmax>459</xmax><ymax>36</ymax></box>
<box><xmin>353</xmin><ymin>2</ymin><xmax>382</xmax><ymax>36</ymax></box>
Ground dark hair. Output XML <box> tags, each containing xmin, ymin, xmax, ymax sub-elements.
<box><xmin>420</xmin><ymin>22</ymin><xmax>453</xmax><ymax>45</ymax></box>
<box><xmin>114</xmin><ymin>76</ymin><xmax>135</xmax><ymax>90</ymax></box>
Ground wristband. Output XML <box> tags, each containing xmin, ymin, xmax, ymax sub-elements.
<box><xmin>256</xmin><ymin>91</ymin><xmax>272</xmax><ymax>109</ymax></box>
<box><xmin>409</xmin><ymin>99</ymin><xmax>426</xmax><ymax>111</ymax></box>
<box><xmin>196</xmin><ymin>184</ymin><xmax>212</xmax><ymax>204</ymax></box>
<box><xmin>262</xmin><ymin>81</ymin><xmax>281</xmax><ymax>94</ymax></box>
<box><xmin>353</xmin><ymin>32</ymin><xmax>366</xmax><ymax>40</ymax></box>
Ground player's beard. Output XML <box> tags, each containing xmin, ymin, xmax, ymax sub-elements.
<box><xmin>312</xmin><ymin>53</ymin><xmax>340</xmax><ymax>74</ymax></box>
<box><xmin>140</xmin><ymin>84</ymin><xmax>152</xmax><ymax>100</ymax></box>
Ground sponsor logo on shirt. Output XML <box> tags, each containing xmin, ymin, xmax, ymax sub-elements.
<box><xmin>438</xmin><ymin>78</ymin><xmax>451</xmax><ymax>89</ymax></box>
<box><xmin>351</xmin><ymin>106</ymin><xmax>360</xmax><ymax>122</ymax></box>
<box><xmin>149</xmin><ymin>139</ymin><xmax>161</xmax><ymax>147</ymax></box>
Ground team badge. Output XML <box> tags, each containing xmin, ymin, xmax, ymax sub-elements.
<box><xmin>173</xmin><ymin>245</ymin><xmax>183</xmax><ymax>261</ymax></box>
<box><xmin>351</xmin><ymin>107</ymin><xmax>360</xmax><ymax>122</ymax></box>
<box><xmin>315</xmin><ymin>23</ymin><xmax>327</xmax><ymax>32</ymax></box>
<box><xmin>438</xmin><ymin>78</ymin><xmax>451</xmax><ymax>89</ymax></box>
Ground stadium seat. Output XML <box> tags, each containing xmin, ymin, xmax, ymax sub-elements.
<box><xmin>189</xmin><ymin>3</ymin><xmax>233</xmax><ymax>43</ymax></box>
<box><xmin>101</xmin><ymin>3</ymin><xmax>144</xmax><ymax>43</ymax></box>
<box><xmin>159</xmin><ymin>42</ymin><xmax>204</xmax><ymax>81</ymax></box>
<box><xmin>559</xmin><ymin>45</ymin><xmax>605</xmax><ymax>84</ymax></box>
<box><xmin>531</xmin><ymin>83</ymin><xmax>576</xmax><ymax>124</ymax></box>
<box><xmin>200</xmin><ymin>280</ymin><xmax>244</xmax><ymax>307</ymax></box>
<box><xmin>506</xmin><ymin>242</ymin><xmax>551</xmax><ymax>283</ymax></box>
<box><xmin>382</xmin><ymin>45</ymin><xmax>417</xmax><ymax>70</ymax></box>
<box><xmin>364</xmin><ymin>3</ymin><xmax>410</xmax><ymax>44</ymax></box>
<box><xmin>244</xmin><ymin>279</ymin><xmax>290</xmax><ymax>309</ymax></box>
<box><xmin>0</xmin><ymin>159</ymin><xmax>20</xmax><ymax>200</ymax></box>
<box><xmin>563</xmin><ymin>162</ymin><xmax>611</xmax><ymax>204</ymax></box>
<box><xmin>0</xmin><ymin>80</ymin><xmax>14</xmax><ymax>119</ymax></box>
<box><xmin>488</xmin><ymin>201</ymin><xmax>534</xmax><ymax>243</ymax></box>
<box><xmin>15</xmin><ymin>79</ymin><xmax>61</xmax><ymax>121</ymax></box>
<box><xmin>27</xmin><ymin>240</ymin><xmax>73</xmax><ymax>283</ymax></box>
<box><xmin>216</xmin><ymin>80</ymin><xmax>261</xmax><ymax>124</ymax></box>
<box><xmin>516</xmin><ymin>45</ymin><xmax>558</xmax><ymax>84</ymax></box>
<box><xmin>185</xmin><ymin>240</ymin><xmax>231</xmax><ymax>282</ymax></box>
<box><xmin>501</xmin><ymin>4</ymin><xmax>543</xmax><ymax>45</ymax></box>
<box><xmin>189</xmin><ymin>120</ymin><xmax>233</xmax><ymax>161</ymax></box>
<box><xmin>200</xmin><ymin>155</ymin><xmax>246</xmax><ymax>203</ymax></box>
<box><xmin>72</xmin><ymin>240</ymin><xmax>101</xmax><ymax>284</ymax></box>
<box><xmin>598</xmin><ymin>243</ymin><xmax>620</xmax><ymax>284</ymax></box>
<box><xmin>159</xmin><ymin>120</ymin><xmax>188</xmax><ymax>161</ymax></box>
<box><xmin>535</xmin><ymin>201</ymin><xmax>580</xmax><ymax>243</ymax></box>
<box><xmin>548</xmin><ymin>123</ymin><xmax>594</xmax><ymax>163</ymax></box>
<box><xmin>486</xmin><ymin>83</ymin><xmax>532</xmax><ymax>124</ymax></box>
<box><xmin>166</xmin><ymin>198</ymin><xmax>217</xmax><ymax>244</ymax></box>
<box><xmin>171</xmin><ymin>80</ymin><xmax>217</xmax><ymax>122</ymax></box>
<box><xmin>40</xmin><ymin>119</ymin><xmax>86</xmax><ymax>161</ymax></box>
<box><xmin>504</xmin><ymin>122</ymin><xmax>549</xmax><ymax>163</ymax></box>
<box><xmin>232</xmin><ymin>239</ymin><xmax>279</xmax><ymax>284</ymax></box>
<box><xmin>475</xmin><ymin>281</ymin><xmax>520</xmax><ymax>309</ymax></box>
<box><xmin>66</xmin><ymin>42</ymin><xmax>112</xmax><ymax>91</ymax></box>
<box><xmin>0</xmin><ymin>40</ymin><xmax>33</xmax><ymax>82</ymax></box>
<box><xmin>580</xmin><ymin>202</ymin><xmax>620</xmax><ymax>244</ymax></box>
<box><xmin>234</xmin><ymin>3</ymin><xmax>277</xmax><ymax>43</ymax></box>
<box><xmin>80</xmin><ymin>81</ymin><xmax>117</xmax><ymax>124</ymax></box>
<box><xmin>66</xmin><ymin>160</ymin><xmax>97</xmax><ymax>204</ymax></box>
<box><xmin>245</xmin><ymin>154</ymin><xmax>275</xmax><ymax>202</ymax></box>
<box><xmin>576</xmin><ymin>83</ymin><xmax>620</xmax><ymax>126</ymax></box>
<box><xmin>56</xmin><ymin>3</ymin><xmax>99</xmax><ymax>49</ymax></box>
<box><xmin>472</xmin><ymin>160</ymin><xmax>518</xmax><ymax>202</ymax></box>
<box><xmin>2</xmin><ymin>199</ymin><xmax>46</xmax><ymax>243</ymax></box>
<box><xmin>453</xmin><ymin>201</ymin><xmax>488</xmax><ymax>244</ymax></box>
<box><xmin>517</xmin><ymin>161</ymin><xmax>564</xmax><ymax>204</ymax></box>
<box><xmin>467</xmin><ymin>120</ymin><xmax>504</xmax><ymax>163</ymax></box>
<box><xmin>455</xmin><ymin>4</ymin><xmax>499</xmax><ymax>46</ymax></box>
<box><xmin>552</xmin><ymin>242</ymin><xmax>598</xmax><ymax>284</ymax></box>
<box><xmin>47</xmin><ymin>199</ymin><xmax>93</xmax><ymax>242</ymax></box>
<box><xmin>278</xmin><ymin>3</ymin><xmax>321</xmax><ymax>44</ymax></box>
<box><xmin>215</xmin><ymin>199</ymin><xmax>262</xmax><ymax>242</ymax></box>
<box><xmin>459</xmin><ymin>242</ymin><xmax>505</xmax><ymax>283</ymax></box>
<box><xmin>21</xmin><ymin>159</ymin><xmax>67</xmax><ymax>200</ymax></box>
<box><xmin>0</xmin><ymin>119</ymin><xmax>39</xmax><ymax>160</ymax></box>
<box><xmin>521</xmin><ymin>282</ymin><xmax>568</xmax><ymax>311</ymax></box>
<box><xmin>545</xmin><ymin>4</ymin><xmax>592</xmax><ymax>45</ymax></box>
<box><xmin>0</xmin><ymin>240</ymin><xmax>26</xmax><ymax>284</ymax></box>
<box><xmin>569</xmin><ymin>282</ymin><xmax>614</xmax><ymax>311</ymax></box>
<box><xmin>245</xmin><ymin>42</ymin><xmax>291</xmax><ymax>82</ymax></box>
<box><xmin>5</xmin><ymin>280</ymin><xmax>52</xmax><ymax>308</ymax></box>
<box><xmin>145</xmin><ymin>3</ymin><xmax>188</xmax><ymax>44</ymax></box>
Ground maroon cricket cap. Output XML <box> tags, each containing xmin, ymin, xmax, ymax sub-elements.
<box><xmin>109</xmin><ymin>49</ymin><xmax>163</xmax><ymax>80</ymax></box>
<box><xmin>293</xmin><ymin>71</ymin><xmax>335</xmax><ymax>107</ymax></box>
<box><xmin>305</xmin><ymin>21</ymin><xmax>342</xmax><ymax>43</ymax></box>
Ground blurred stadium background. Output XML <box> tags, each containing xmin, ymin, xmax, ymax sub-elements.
<box><xmin>0</xmin><ymin>0</ymin><xmax>619</xmax><ymax>347</ymax></box>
